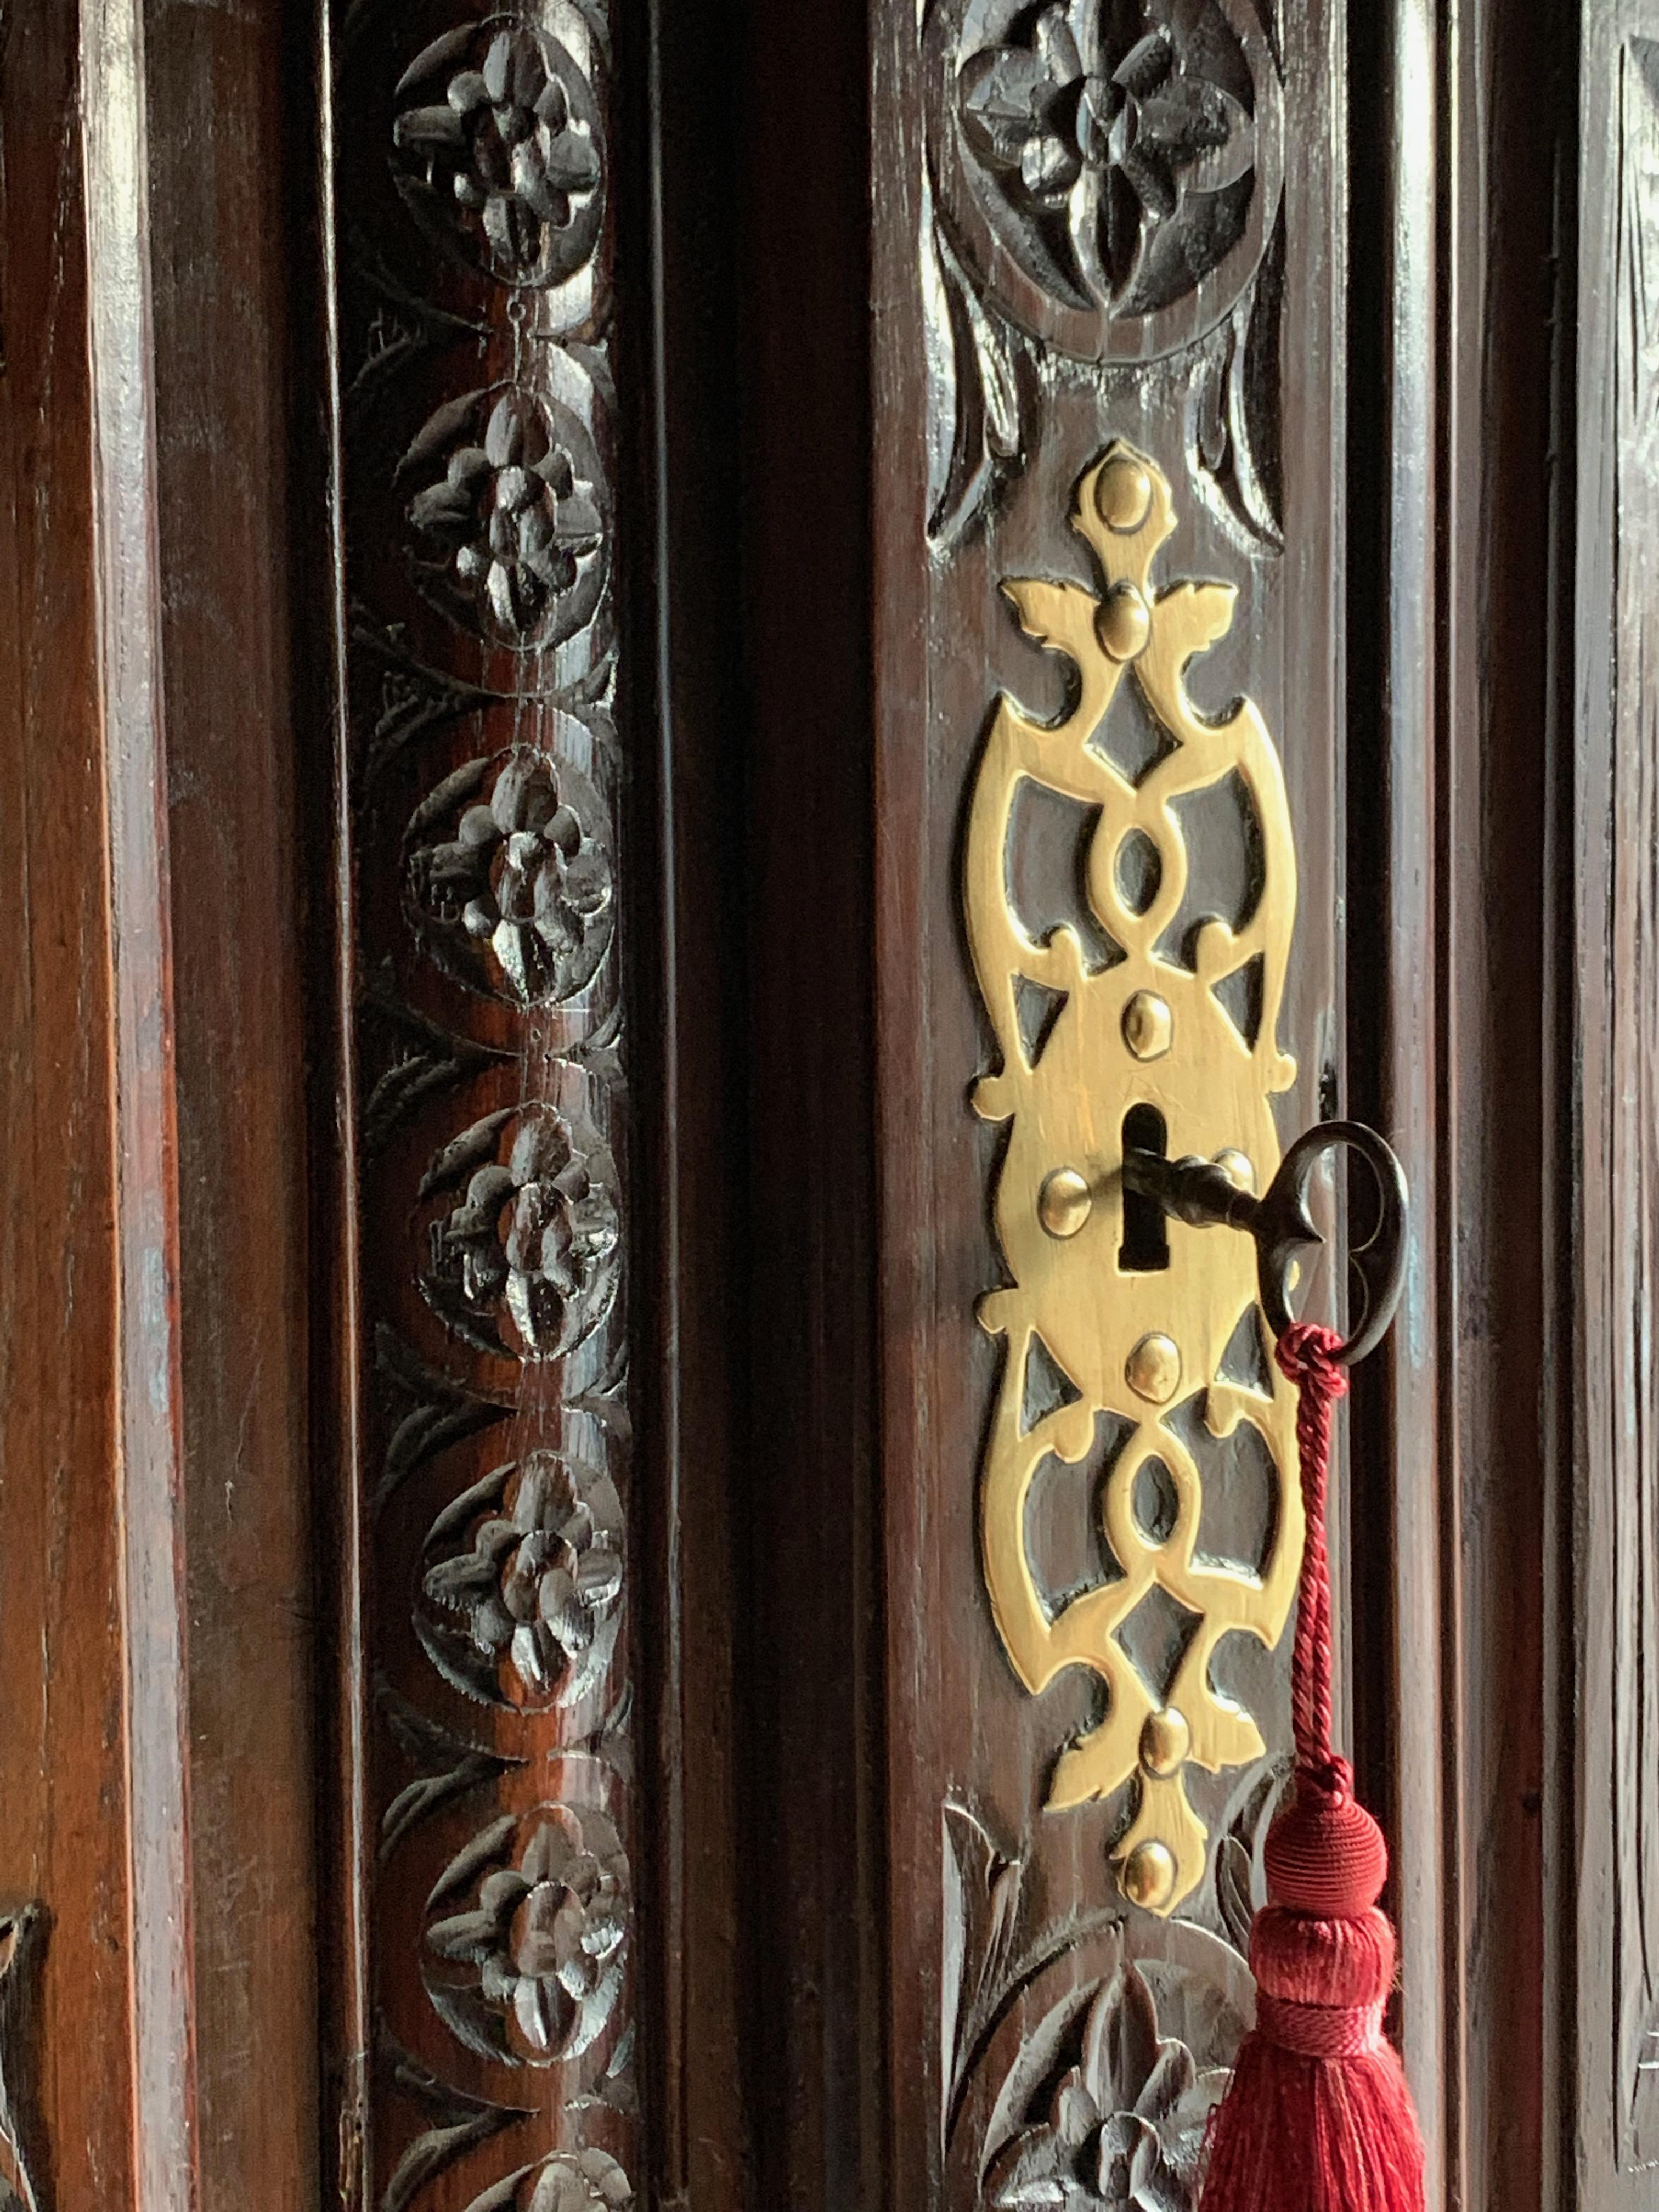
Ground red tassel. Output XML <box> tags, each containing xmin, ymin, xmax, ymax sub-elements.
<box><xmin>1199</xmin><ymin>1322</ymin><xmax>1426</xmax><ymax>2212</ymax></box>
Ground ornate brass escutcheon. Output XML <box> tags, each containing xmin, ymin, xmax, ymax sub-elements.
<box><xmin>964</xmin><ymin>441</ymin><xmax>1304</xmax><ymax>1916</ymax></box>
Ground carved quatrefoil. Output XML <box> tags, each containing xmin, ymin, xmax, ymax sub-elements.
<box><xmin>924</xmin><ymin>0</ymin><xmax>1283</xmax><ymax>364</ymax></box>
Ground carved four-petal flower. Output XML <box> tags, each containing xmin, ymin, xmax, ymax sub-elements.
<box><xmin>957</xmin><ymin>1</ymin><xmax>1254</xmax><ymax>308</ymax></box>
<box><xmin>424</xmin><ymin>1105</ymin><xmax>620</xmax><ymax>1361</ymax></box>
<box><xmin>425</xmin><ymin>1453</ymin><xmax>624</xmax><ymax>1704</ymax></box>
<box><xmin>411</xmin><ymin>747</ymin><xmax>613</xmax><ymax>1003</ymax></box>
<box><xmin>395</xmin><ymin>22</ymin><xmax>601</xmax><ymax>283</ymax></box>
<box><xmin>409</xmin><ymin>391</ymin><xmax>603</xmax><ymax>644</ymax></box>
<box><xmin>426</xmin><ymin>1807</ymin><xmax>629</xmax><ymax>2064</ymax></box>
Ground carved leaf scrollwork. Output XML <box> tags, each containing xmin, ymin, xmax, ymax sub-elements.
<box><xmin>1186</xmin><ymin>206</ymin><xmax>1284</xmax><ymax>554</ymax></box>
<box><xmin>923</xmin><ymin>177</ymin><xmax>1031</xmax><ymax>550</ymax></box>
<box><xmin>943</xmin><ymin>1799</ymin><xmax>1256</xmax><ymax>2212</ymax></box>
<box><xmin>379</xmin><ymin>2027</ymin><xmax>532</xmax><ymax>2212</ymax></box>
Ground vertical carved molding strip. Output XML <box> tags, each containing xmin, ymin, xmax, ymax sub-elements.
<box><xmin>327</xmin><ymin>7</ymin><xmax>635</xmax><ymax>2209</ymax></box>
<box><xmin>1574</xmin><ymin>22</ymin><xmax>1659</xmax><ymax>2193</ymax></box>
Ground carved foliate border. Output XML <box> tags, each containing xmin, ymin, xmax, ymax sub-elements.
<box><xmin>330</xmin><ymin>7</ymin><xmax>636</xmax><ymax>2210</ymax></box>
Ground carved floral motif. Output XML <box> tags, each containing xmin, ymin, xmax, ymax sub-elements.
<box><xmin>425</xmin><ymin>1807</ymin><xmax>630</xmax><ymax>2066</ymax></box>
<box><xmin>404</xmin><ymin>388</ymin><xmax>607</xmax><ymax>648</ymax></box>
<box><xmin>407</xmin><ymin>746</ymin><xmax>614</xmax><ymax>1004</ymax></box>
<box><xmin>924</xmin><ymin>0</ymin><xmax>1278</xmax><ymax>357</ymax></box>
<box><xmin>510</xmin><ymin>2149</ymin><xmax>634</xmax><ymax>2211</ymax></box>
<box><xmin>921</xmin><ymin>0</ymin><xmax>1285</xmax><ymax>546</ymax></box>
<box><xmin>943</xmin><ymin>1800</ymin><xmax>1259</xmax><ymax>2212</ymax></box>
<box><xmin>421</xmin><ymin>1105</ymin><xmax>621</xmax><ymax>1362</ymax></box>
<box><xmin>985</xmin><ymin>1964</ymin><xmax>1225</xmax><ymax>2211</ymax></box>
<box><xmin>393</xmin><ymin>19</ymin><xmax>604</xmax><ymax>287</ymax></box>
<box><xmin>422</xmin><ymin>1452</ymin><xmax>625</xmax><ymax>1708</ymax></box>
<box><xmin>959</xmin><ymin>6</ymin><xmax>1255</xmax><ymax>312</ymax></box>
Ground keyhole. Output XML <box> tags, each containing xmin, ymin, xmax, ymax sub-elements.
<box><xmin>1120</xmin><ymin>1104</ymin><xmax>1169</xmax><ymax>1273</ymax></box>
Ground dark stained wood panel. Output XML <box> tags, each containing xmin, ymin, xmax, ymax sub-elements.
<box><xmin>142</xmin><ymin>0</ymin><xmax>323</xmax><ymax>2198</ymax></box>
<box><xmin>1435</xmin><ymin>3</ymin><xmax>1562</xmax><ymax>2205</ymax></box>
<box><xmin>0</xmin><ymin>4</ymin><xmax>1602</xmax><ymax>2208</ymax></box>
<box><xmin>870</xmin><ymin>4</ymin><xmax>1351</xmax><ymax>2205</ymax></box>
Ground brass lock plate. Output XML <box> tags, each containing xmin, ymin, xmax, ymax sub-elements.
<box><xmin>965</xmin><ymin>443</ymin><xmax>1303</xmax><ymax>1916</ymax></box>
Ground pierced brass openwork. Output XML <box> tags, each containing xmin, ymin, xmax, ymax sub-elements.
<box><xmin>966</xmin><ymin>442</ymin><xmax>1302</xmax><ymax>1917</ymax></box>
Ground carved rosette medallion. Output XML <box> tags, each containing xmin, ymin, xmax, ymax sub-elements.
<box><xmin>424</xmin><ymin>1799</ymin><xmax>631</xmax><ymax>2069</ymax></box>
<box><xmin>924</xmin><ymin>0</ymin><xmax>1282</xmax><ymax>364</ymax></box>
<box><xmin>964</xmin><ymin>442</ymin><xmax>1301</xmax><ymax>1915</ymax></box>
<box><xmin>920</xmin><ymin>0</ymin><xmax>1285</xmax><ymax>548</ymax></box>
<box><xmin>392</xmin><ymin>15</ymin><xmax>606</xmax><ymax>301</ymax></box>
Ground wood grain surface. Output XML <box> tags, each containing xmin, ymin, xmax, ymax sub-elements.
<box><xmin>0</xmin><ymin>4</ymin><xmax>1618</xmax><ymax>2208</ymax></box>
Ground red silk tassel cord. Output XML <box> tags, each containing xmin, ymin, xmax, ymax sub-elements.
<box><xmin>1198</xmin><ymin>1321</ymin><xmax>1426</xmax><ymax>2212</ymax></box>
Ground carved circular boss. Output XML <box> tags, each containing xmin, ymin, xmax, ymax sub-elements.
<box><xmin>923</xmin><ymin>0</ymin><xmax>1284</xmax><ymax>363</ymax></box>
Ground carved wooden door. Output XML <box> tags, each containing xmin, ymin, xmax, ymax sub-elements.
<box><xmin>0</xmin><ymin>0</ymin><xmax>1647</xmax><ymax>2209</ymax></box>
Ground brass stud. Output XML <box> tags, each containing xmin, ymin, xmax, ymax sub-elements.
<box><xmin>1096</xmin><ymin>455</ymin><xmax>1153</xmax><ymax>534</ymax></box>
<box><xmin>1125</xmin><ymin>1332</ymin><xmax>1180</xmax><ymax>1404</ymax></box>
<box><xmin>1097</xmin><ymin>583</ymin><xmax>1152</xmax><ymax>662</ymax></box>
<box><xmin>1120</xmin><ymin>1839</ymin><xmax>1176</xmax><ymax>1912</ymax></box>
<box><xmin>1122</xmin><ymin>990</ymin><xmax>1172</xmax><ymax>1060</ymax></box>
<box><xmin>1139</xmin><ymin>1706</ymin><xmax>1191</xmax><ymax>1779</ymax></box>
<box><xmin>1039</xmin><ymin>1166</ymin><xmax>1093</xmax><ymax>1239</ymax></box>
<box><xmin>1214</xmin><ymin>1148</ymin><xmax>1255</xmax><ymax>1193</ymax></box>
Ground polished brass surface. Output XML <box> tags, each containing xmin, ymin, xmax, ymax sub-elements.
<box><xmin>1095</xmin><ymin>454</ymin><xmax>1153</xmax><ymax>533</ymax></box>
<box><xmin>966</xmin><ymin>443</ymin><xmax>1301</xmax><ymax>1915</ymax></box>
<box><xmin>1120</xmin><ymin>1841</ymin><xmax>1177</xmax><ymax>1912</ymax></box>
<box><xmin>1097</xmin><ymin>581</ymin><xmax>1153</xmax><ymax>662</ymax></box>
<box><xmin>1122</xmin><ymin>989</ymin><xmax>1173</xmax><ymax>1060</ymax></box>
<box><xmin>1125</xmin><ymin>1333</ymin><xmax>1181</xmax><ymax>1404</ymax></box>
<box><xmin>1139</xmin><ymin>1707</ymin><xmax>1192</xmax><ymax>1779</ymax></box>
<box><xmin>1038</xmin><ymin>1166</ymin><xmax>1093</xmax><ymax>1240</ymax></box>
